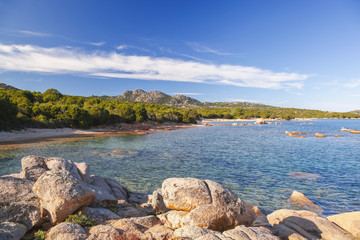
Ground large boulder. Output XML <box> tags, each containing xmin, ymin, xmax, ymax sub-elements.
<box><xmin>32</xmin><ymin>170</ymin><xmax>95</xmax><ymax>224</ymax></box>
<box><xmin>0</xmin><ymin>202</ymin><xmax>41</xmax><ymax>231</ymax></box>
<box><xmin>0</xmin><ymin>222</ymin><xmax>27</xmax><ymax>240</ymax></box>
<box><xmin>162</xmin><ymin>177</ymin><xmax>212</xmax><ymax>211</ymax></box>
<box><xmin>46</xmin><ymin>222</ymin><xmax>88</xmax><ymax>240</ymax></box>
<box><xmin>160</xmin><ymin>178</ymin><xmax>254</xmax><ymax>231</ymax></box>
<box><xmin>327</xmin><ymin>211</ymin><xmax>360</xmax><ymax>239</ymax></box>
<box><xmin>20</xmin><ymin>155</ymin><xmax>48</xmax><ymax>181</ymax></box>
<box><xmin>267</xmin><ymin>209</ymin><xmax>355</xmax><ymax>240</ymax></box>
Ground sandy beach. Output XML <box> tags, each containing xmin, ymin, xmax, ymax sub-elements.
<box><xmin>0</xmin><ymin>121</ymin><xmax>194</xmax><ymax>150</ymax></box>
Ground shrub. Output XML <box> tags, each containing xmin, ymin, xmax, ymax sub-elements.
<box><xmin>65</xmin><ymin>211</ymin><xmax>95</xmax><ymax>227</ymax></box>
<box><xmin>34</xmin><ymin>230</ymin><xmax>46</xmax><ymax>240</ymax></box>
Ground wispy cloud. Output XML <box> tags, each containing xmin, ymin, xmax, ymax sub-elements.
<box><xmin>343</xmin><ymin>79</ymin><xmax>360</xmax><ymax>88</ymax></box>
<box><xmin>87</xmin><ymin>41</ymin><xmax>106</xmax><ymax>46</ymax></box>
<box><xmin>116</xmin><ymin>45</ymin><xmax>128</xmax><ymax>50</ymax></box>
<box><xmin>187</xmin><ymin>42</ymin><xmax>242</xmax><ymax>56</ymax></box>
<box><xmin>0</xmin><ymin>43</ymin><xmax>308</xmax><ymax>89</ymax></box>
<box><xmin>170</xmin><ymin>93</ymin><xmax>204</xmax><ymax>96</ymax></box>
<box><xmin>16</xmin><ymin>30</ymin><xmax>53</xmax><ymax>37</ymax></box>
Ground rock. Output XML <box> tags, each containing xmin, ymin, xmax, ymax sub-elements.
<box><xmin>288</xmin><ymin>191</ymin><xmax>324</xmax><ymax>214</ymax></box>
<box><xmin>74</xmin><ymin>162</ymin><xmax>91</xmax><ymax>183</ymax></box>
<box><xmin>149</xmin><ymin>188</ymin><xmax>169</xmax><ymax>212</ymax></box>
<box><xmin>350</xmin><ymin>130</ymin><xmax>360</xmax><ymax>134</ymax></box>
<box><xmin>334</xmin><ymin>135</ymin><xmax>340</xmax><ymax>137</ymax></box>
<box><xmin>33</xmin><ymin>170</ymin><xmax>95</xmax><ymax>224</ymax></box>
<box><xmin>109</xmin><ymin>218</ymin><xmax>150</xmax><ymax>239</ymax></box>
<box><xmin>195</xmin><ymin>234</ymin><xmax>222</xmax><ymax>240</ymax></box>
<box><xmin>173</xmin><ymin>225</ymin><xmax>217</xmax><ymax>239</ymax></box>
<box><xmin>82</xmin><ymin>207</ymin><xmax>120</xmax><ymax>220</ymax></box>
<box><xmin>128</xmin><ymin>192</ymin><xmax>148</xmax><ymax>205</ymax></box>
<box><xmin>88</xmin><ymin>184</ymin><xmax>118</xmax><ymax>207</ymax></box>
<box><xmin>255</xmin><ymin>119</ymin><xmax>267</xmax><ymax>124</ymax></box>
<box><xmin>160</xmin><ymin>177</ymin><xmax>254</xmax><ymax>231</ymax></box>
<box><xmin>267</xmin><ymin>209</ymin><xmax>355</xmax><ymax>240</ymax></box>
<box><xmin>0</xmin><ymin>222</ymin><xmax>27</xmax><ymax>240</ymax></box>
<box><xmin>0</xmin><ymin>202</ymin><xmax>41</xmax><ymax>231</ymax></box>
<box><xmin>288</xmin><ymin>171</ymin><xmax>321</xmax><ymax>180</ymax></box>
<box><xmin>0</xmin><ymin>173</ymin><xmax>21</xmax><ymax>178</ymax></box>
<box><xmin>251</xmin><ymin>206</ymin><xmax>270</xmax><ymax>227</ymax></box>
<box><xmin>20</xmin><ymin>155</ymin><xmax>48</xmax><ymax>181</ymax></box>
<box><xmin>125</xmin><ymin>215</ymin><xmax>161</xmax><ymax>228</ymax></box>
<box><xmin>145</xmin><ymin>224</ymin><xmax>174</xmax><ymax>240</ymax></box>
<box><xmin>327</xmin><ymin>211</ymin><xmax>360</xmax><ymax>239</ymax></box>
<box><xmin>45</xmin><ymin>157</ymin><xmax>85</xmax><ymax>183</ymax></box>
<box><xmin>315</xmin><ymin>133</ymin><xmax>326</xmax><ymax>138</ymax></box>
<box><xmin>162</xmin><ymin>177</ymin><xmax>212</xmax><ymax>211</ymax></box>
<box><xmin>0</xmin><ymin>177</ymin><xmax>39</xmax><ymax>207</ymax></box>
<box><xmin>223</xmin><ymin>226</ymin><xmax>279</xmax><ymax>240</ymax></box>
<box><xmin>88</xmin><ymin>224</ymin><xmax>121</xmax><ymax>240</ymax></box>
<box><xmin>158</xmin><ymin>210</ymin><xmax>188</xmax><ymax>229</ymax></box>
<box><xmin>115</xmin><ymin>200</ymin><xmax>147</xmax><ymax>218</ymax></box>
<box><xmin>46</xmin><ymin>222</ymin><xmax>88</xmax><ymax>240</ymax></box>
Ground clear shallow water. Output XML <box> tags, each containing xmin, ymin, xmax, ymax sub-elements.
<box><xmin>1</xmin><ymin>119</ymin><xmax>360</xmax><ymax>216</ymax></box>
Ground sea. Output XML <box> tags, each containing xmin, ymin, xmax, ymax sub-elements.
<box><xmin>1</xmin><ymin>119</ymin><xmax>359</xmax><ymax>216</ymax></box>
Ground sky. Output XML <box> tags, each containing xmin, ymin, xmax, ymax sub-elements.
<box><xmin>0</xmin><ymin>0</ymin><xmax>359</xmax><ymax>112</ymax></box>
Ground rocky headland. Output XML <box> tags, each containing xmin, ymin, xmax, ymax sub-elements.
<box><xmin>1</xmin><ymin>155</ymin><xmax>359</xmax><ymax>240</ymax></box>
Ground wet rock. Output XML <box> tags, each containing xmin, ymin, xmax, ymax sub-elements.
<box><xmin>223</xmin><ymin>226</ymin><xmax>280</xmax><ymax>240</ymax></box>
<box><xmin>0</xmin><ymin>202</ymin><xmax>41</xmax><ymax>231</ymax></box>
<box><xmin>82</xmin><ymin>207</ymin><xmax>120</xmax><ymax>220</ymax></box>
<box><xmin>0</xmin><ymin>222</ymin><xmax>27</xmax><ymax>240</ymax></box>
<box><xmin>327</xmin><ymin>211</ymin><xmax>360</xmax><ymax>239</ymax></box>
<box><xmin>47</xmin><ymin>222</ymin><xmax>88</xmax><ymax>240</ymax></box>
<box><xmin>0</xmin><ymin>177</ymin><xmax>39</xmax><ymax>207</ymax></box>
<box><xmin>33</xmin><ymin>170</ymin><xmax>95</xmax><ymax>224</ymax></box>
<box><xmin>162</xmin><ymin>177</ymin><xmax>212</xmax><ymax>211</ymax></box>
<box><xmin>267</xmin><ymin>209</ymin><xmax>355</xmax><ymax>240</ymax></box>
<box><xmin>288</xmin><ymin>191</ymin><xmax>324</xmax><ymax>214</ymax></box>
<box><xmin>88</xmin><ymin>224</ymin><xmax>121</xmax><ymax>240</ymax></box>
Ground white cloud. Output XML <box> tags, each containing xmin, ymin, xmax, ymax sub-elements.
<box><xmin>17</xmin><ymin>30</ymin><xmax>52</xmax><ymax>37</ymax></box>
<box><xmin>0</xmin><ymin>43</ymin><xmax>308</xmax><ymax>89</ymax></box>
<box><xmin>116</xmin><ymin>45</ymin><xmax>128</xmax><ymax>50</ymax></box>
<box><xmin>87</xmin><ymin>41</ymin><xmax>106</xmax><ymax>46</ymax></box>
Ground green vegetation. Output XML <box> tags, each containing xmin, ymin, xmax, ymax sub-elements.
<box><xmin>0</xmin><ymin>87</ymin><xmax>198</xmax><ymax>130</ymax></box>
<box><xmin>0</xmin><ymin>86</ymin><xmax>358</xmax><ymax>131</ymax></box>
<box><xmin>65</xmin><ymin>211</ymin><xmax>95</xmax><ymax>227</ymax></box>
<box><xmin>33</xmin><ymin>230</ymin><xmax>46</xmax><ymax>240</ymax></box>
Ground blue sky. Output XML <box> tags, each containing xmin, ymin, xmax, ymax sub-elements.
<box><xmin>0</xmin><ymin>0</ymin><xmax>359</xmax><ymax>112</ymax></box>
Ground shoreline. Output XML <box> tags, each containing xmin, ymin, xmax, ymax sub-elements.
<box><xmin>0</xmin><ymin>121</ymin><xmax>194</xmax><ymax>150</ymax></box>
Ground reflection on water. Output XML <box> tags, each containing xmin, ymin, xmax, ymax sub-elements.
<box><xmin>1</xmin><ymin>119</ymin><xmax>360</xmax><ymax>215</ymax></box>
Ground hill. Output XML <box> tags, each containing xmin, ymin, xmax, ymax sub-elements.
<box><xmin>109</xmin><ymin>89</ymin><xmax>201</xmax><ymax>107</ymax></box>
<box><xmin>0</xmin><ymin>83</ymin><xmax>18</xmax><ymax>90</ymax></box>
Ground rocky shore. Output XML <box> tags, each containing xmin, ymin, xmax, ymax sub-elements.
<box><xmin>1</xmin><ymin>156</ymin><xmax>359</xmax><ymax>240</ymax></box>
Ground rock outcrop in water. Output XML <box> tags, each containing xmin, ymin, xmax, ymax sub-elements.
<box><xmin>0</xmin><ymin>155</ymin><xmax>359</xmax><ymax>240</ymax></box>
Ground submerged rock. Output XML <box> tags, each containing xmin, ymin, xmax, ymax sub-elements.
<box><xmin>33</xmin><ymin>170</ymin><xmax>95</xmax><ymax>224</ymax></box>
<box><xmin>288</xmin><ymin>191</ymin><xmax>324</xmax><ymax>214</ymax></box>
<box><xmin>288</xmin><ymin>171</ymin><xmax>321</xmax><ymax>180</ymax></box>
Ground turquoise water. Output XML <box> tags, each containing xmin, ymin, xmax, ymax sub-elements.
<box><xmin>1</xmin><ymin>119</ymin><xmax>360</xmax><ymax>216</ymax></box>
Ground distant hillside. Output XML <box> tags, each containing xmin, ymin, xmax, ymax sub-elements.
<box><xmin>202</xmin><ymin>101</ymin><xmax>275</xmax><ymax>110</ymax></box>
<box><xmin>350</xmin><ymin>110</ymin><xmax>360</xmax><ymax>115</ymax></box>
<box><xmin>0</xmin><ymin>83</ymin><xmax>18</xmax><ymax>90</ymax></box>
<box><xmin>109</xmin><ymin>89</ymin><xmax>201</xmax><ymax>107</ymax></box>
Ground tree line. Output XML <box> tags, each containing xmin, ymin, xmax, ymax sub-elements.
<box><xmin>0</xmin><ymin>88</ymin><xmax>358</xmax><ymax>131</ymax></box>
